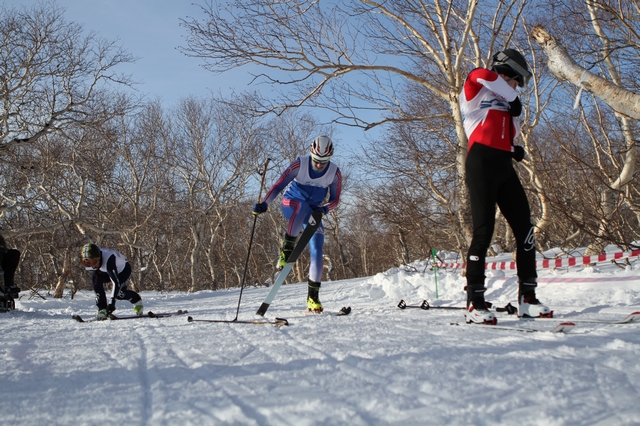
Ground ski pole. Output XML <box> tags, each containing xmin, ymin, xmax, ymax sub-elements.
<box><xmin>431</xmin><ymin>248</ymin><xmax>438</xmax><ymax>299</ymax></box>
<box><xmin>397</xmin><ymin>299</ymin><xmax>517</xmax><ymax>314</ymax></box>
<box><xmin>397</xmin><ymin>300</ymin><xmax>464</xmax><ymax>310</ymax></box>
<box><xmin>234</xmin><ymin>158</ymin><xmax>271</xmax><ymax>321</ymax></box>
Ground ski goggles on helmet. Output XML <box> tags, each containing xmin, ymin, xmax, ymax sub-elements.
<box><xmin>494</xmin><ymin>51</ymin><xmax>532</xmax><ymax>87</ymax></box>
<box><xmin>311</xmin><ymin>155</ymin><xmax>331</xmax><ymax>164</ymax></box>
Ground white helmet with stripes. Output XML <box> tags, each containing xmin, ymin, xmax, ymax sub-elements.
<box><xmin>310</xmin><ymin>135</ymin><xmax>334</xmax><ymax>162</ymax></box>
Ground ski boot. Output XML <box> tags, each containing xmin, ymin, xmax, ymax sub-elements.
<box><xmin>518</xmin><ymin>280</ymin><xmax>552</xmax><ymax>318</ymax></box>
<box><xmin>277</xmin><ymin>234</ymin><xmax>297</xmax><ymax>269</ymax></box>
<box><xmin>133</xmin><ymin>301</ymin><xmax>144</xmax><ymax>316</ymax></box>
<box><xmin>0</xmin><ymin>279</ymin><xmax>14</xmax><ymax>312</ymax></box>
<box><xmin>307</xmin><ymin>280</ymin><xmax>323</xmax><ymax>313</ymax></box>
<box><xmin>6</xmin><ymin>285</ymin><xmax>20</xmax><ymax>299</ymax></box>
<box><xmin>96</xmin><ymin>309</ymin><xmax>109</xmax><ymax>320</ymax></box>
<box><xmin>0</xmin><ymin>293</ymin><xmax>14</xmax><ymax>313</ymax></box>
<box><xmin>464</xmin><ymin>284</ymin><xmax>496</xmax><ymax>325</ymax></box>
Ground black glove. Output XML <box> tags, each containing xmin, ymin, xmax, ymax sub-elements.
<box><xmin>509</xmin><ymin>97</ymin><xmax>522</xmax><ymax>117</ymax></box>
<box><xmin>512</xmin><ymin>145</ymin><xmax>525</xmax><ymax>162</ymax></box>
<box><xmin>313</xmin><ymin>206</ymin><xmax>329</xmax><ymax>216</ymax></box>
<box><xmin>253</xmin><ymin>202</ymin><xmax>268</xmax><ymax>215</ymax></box>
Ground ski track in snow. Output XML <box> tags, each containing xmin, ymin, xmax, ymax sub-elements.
<box><xmin>2</xmin><ymin>253</ymin><xmax>640</xmax><ymax>425</ymax></box>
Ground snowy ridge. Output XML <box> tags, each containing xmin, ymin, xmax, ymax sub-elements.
<box><xmin>2</xmin><ymin>247</ymin><xmax>640</xmax><ymax>425</ymax></box>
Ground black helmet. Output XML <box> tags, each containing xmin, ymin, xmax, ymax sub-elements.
<box><xmin>80</xmin><ymin>243</ymin><xmax>101</xmax><ymax>260</ymax></box>
<box><xmin>491</xmin><ymin>49</ymin><xmax>531</xmax><ymax>87</ymax></box>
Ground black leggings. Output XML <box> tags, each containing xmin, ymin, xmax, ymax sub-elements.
<box><xmin>92</xmin><ymin>263</ymin><xmax>141</xmax><ymax>310</ymax></box>
<box><xmin>465</xmin><ymin>144</ymin><xmax>537</xmax><ymax>286</ymax></box>
<box><xmin>1</xmin><ymin>249</ymin><xmax>20</xmax><ymax>287</ymax></box>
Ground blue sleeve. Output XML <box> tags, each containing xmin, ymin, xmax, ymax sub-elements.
<box><xmin>262</xmin><ymin>158</ymin><xmax>300</xmax><ymax>205</ymax></box>
<box><xmin>325</xmin><ymin>168</ymin><xmax>342</xmax><ymax>211</ymax></box>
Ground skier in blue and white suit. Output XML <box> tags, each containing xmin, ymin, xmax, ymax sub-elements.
<box><xmin>253</xmin><ymin>135</ymin><xmax>342</xmax><ymax>313</ymax></box>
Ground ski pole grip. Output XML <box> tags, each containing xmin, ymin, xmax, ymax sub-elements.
<box><xmin>256</xmin><ymin>158</ymin><xmax>271</xmax><ymax>203</ymax></box>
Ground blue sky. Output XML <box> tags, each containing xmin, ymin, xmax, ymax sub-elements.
<box><xmin>12</xmin><ymin>0</ymin><xmax>244</xmax><ymax>106</ymax></box>
<box><xmin>10</xmin><ymin>0</ymin><xmax>373</xmax><ymax>158</ymax></box>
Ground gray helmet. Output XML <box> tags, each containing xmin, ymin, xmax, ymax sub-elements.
<box><xmin>491</xmin><ymin>49</ymin><xmax>531</xmax><ymax>87</ymax></box>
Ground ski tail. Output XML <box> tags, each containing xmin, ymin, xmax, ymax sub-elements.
<box><xmin>187</xmin><ymin>316</ymin><xmax>289</xmax><ymax>326</ymax></box>
<box><xmin>256</xmin><ymin>263</ymin><xmax>293</xmax><ymax>316</ymax></box>
<box><xmin>256</xmin><ymin>302</ymin><xmax>270</xmax><ymax>317</ymax></box>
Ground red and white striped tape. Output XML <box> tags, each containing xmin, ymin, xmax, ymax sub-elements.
<box><xmin>437</xmin><ymin>249</ymin><xmax>640</xmax><ymax>270</ymax></box>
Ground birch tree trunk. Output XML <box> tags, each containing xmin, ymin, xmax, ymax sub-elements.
<box><xmin>532</xmin><ymin>24</ymin><xmax>638</xmax><ymax>255</ymax></box>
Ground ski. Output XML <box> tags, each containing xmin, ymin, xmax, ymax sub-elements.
<box><xmin>520</xmin><ymin>311</ymin><xmax>640</xmax><ymax>325</ymax></box>
<box><xmin>256</xmin><ymin>211</ymin><xmax>323</xmax><ymax>317</ymax></box>
<box><xmin>72</xmin><ymin>310</ymin><xmax>188</xmax><ymax>323</ymax></box>
<box><xmin>304</xmin><ymin>306</ymin><xmax>352</xmax><ymax>316</ymax></box>
<box><xmin>451</xmin><ymin>321</ymin><xmax>575</xmax><ymax>334</ymax></box>
<box><xmin>187</xmin><ymin>316</ymin><xmax>289</xmax><ymax>326</ymax></box>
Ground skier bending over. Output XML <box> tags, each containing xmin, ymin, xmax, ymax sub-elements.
<box><xmin>459</xmin><ymin>49</ymin><xmax>551</xmax><ymax>324</ymax></box>
<box><xmin>253</xmin><ymin>136</ymin><xmax>342</xmax><ymax>313</ymax></box>
<box><xmin>80</xmin><ymin>243</ymin><xmax>143</xmax><ymax>320</ymax></box>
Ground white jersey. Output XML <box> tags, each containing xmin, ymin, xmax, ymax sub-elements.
<box><xmin>84</xmin><ymin>248</ymin><xmax>128</xmax><ymax>274</ymax></box>
<box><xmin>296</xmin><ymin>155</ymin><xmax>338</xmax><ymax>188</ymax></box>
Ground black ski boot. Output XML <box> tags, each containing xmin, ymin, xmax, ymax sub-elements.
<box><xmin>277</xmin><ymin>234</ymin><xmax>297</xmax><ymax>268</ymax></box>
<box><xmin>307</xmin><ymin>280</ymin><xmax>323</xmax><ymax>313</ymax></box>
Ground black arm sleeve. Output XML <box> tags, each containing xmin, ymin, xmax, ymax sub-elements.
<box><xmin>509</xmin><ymin>97</ymin><xmax>522</xmax><ymax>117</ymax></box>
<box><xmin>106</xmin><ymin>254</ymin><xmax>120</xmax><ymax>287</ymax></box>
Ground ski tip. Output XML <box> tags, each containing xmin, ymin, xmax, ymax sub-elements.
<box><xmin>553</xmin><ymin>322</ymin><xmax>575</xmax><ymax>333</ymax></box>
<box><xmin>274</xmin><ymin>318</ymin><xmax>289</xmax><ymax>326</ymax></box>
<box><xmin>72</xmin><ymin>315</ymin><xmax>84</xmax><ymax>323</ymax></box>
<box><xmin>339</xmin><ymin>306</ymin><xmax>352</xmax><ymax>315</ymax></box>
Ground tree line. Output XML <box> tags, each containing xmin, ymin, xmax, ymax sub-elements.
<box><xmin>2</xmin><ymin>1</ymin><xmax>639</xmax><ymax>298</ymax></box>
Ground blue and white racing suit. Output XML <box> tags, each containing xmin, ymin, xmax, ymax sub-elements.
<box><xmin>261</xmin><ymin>156</ymin><xmax>342</xmax><ymax>281</ymax></box>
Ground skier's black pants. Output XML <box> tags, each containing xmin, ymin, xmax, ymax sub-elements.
<box><xmin>0</xmin><ymin>249</ymin><xmax>20</xmax><ymax>288</ymax></box>
<box><xmin>92</xmin><ymin>263</ymin><xmax>141</xmax><ymax>310</ymax></box>
<box><xmin>465</xmin><ymin>144</ymin><xmax>537</xmax><ymax>288</ymax></box>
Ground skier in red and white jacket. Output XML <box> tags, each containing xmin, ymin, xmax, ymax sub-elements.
<box><xmin>459</xmin><ymin>49</ymin><xmax>551</xmax><ymax>324</ymax></box>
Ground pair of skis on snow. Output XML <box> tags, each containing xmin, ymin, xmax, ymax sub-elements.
<box><xmin>398</xmin><ymin>299</ymin><xmax>640</xmax><ymax>333</ymax></box>
<box><xmin>72</xmin><ymin>310</ymin><xmax>188</xmax><ymax>323</ymax></box>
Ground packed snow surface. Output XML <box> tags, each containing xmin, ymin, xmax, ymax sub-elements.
<box><xmin>3</xmin><ymin>247</ymin><xmax>640</xmax><ymax>425</ymax></box>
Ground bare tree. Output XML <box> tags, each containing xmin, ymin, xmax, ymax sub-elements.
<box><xmin>0</xmin><ymin>3</ymin><xmax>135</xmax><ymax>154</ymax></box>
<box><xmin>164</xmin><ymin>95</ymin><xmax>264</xmax><ymax>291</ymax></box>
<box><xmin>0</xmin><ymin>2</ymin><xmax>137</xmax><ymax>296</ymax></box>
<box><xmin>532</xmin><ymin>1</ymin><xmax>640</xmax><ymax>254</ymax></box>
